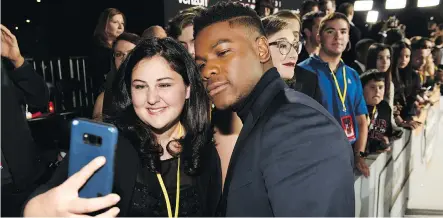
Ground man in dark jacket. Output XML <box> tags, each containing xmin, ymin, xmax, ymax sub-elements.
<box><xmin>1</xmin><ymin>24</ymin><xmax>49</xmax><ymax>216</ymax></box>
<box><xmin>194</xmin><ymin>2</ymin><xmax>355</xmax><ymax>216</ymax></box>
<box><xmin>337</xmin><ymin>3</ymin><xmax>361</xmax><ymax>65</ymax></box>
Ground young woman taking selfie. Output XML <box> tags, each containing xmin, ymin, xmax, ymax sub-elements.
<box><xmin>23</xmin><ymin>37</ymin><xmax>221</xmax><ymax>217</ymax></box>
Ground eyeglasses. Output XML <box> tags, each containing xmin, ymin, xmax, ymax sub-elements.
<box><xmin>269</xmin><ymin>40</ymin><xmax>302</xmax><ymax>55</ymax></box>
<box><xmin>113</xmin><ymin>51</ymin><xmax>129</xmax><ymax>60</ymax></box>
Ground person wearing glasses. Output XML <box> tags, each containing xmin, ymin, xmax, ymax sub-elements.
<box><xmin>92</xmin><ymin>32</ymin><xmax>141</xmax><ymax>121</ymax></box>
<box><xmin>262</xmin><ymin>16</ymin><xmax>301</xmax><ymax>80</ymax></box>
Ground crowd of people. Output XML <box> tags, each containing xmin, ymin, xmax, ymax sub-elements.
<box><xmin>2</xmin><ymin>0</ymin><xmax>443</xmax><ymax>217</ymax></box>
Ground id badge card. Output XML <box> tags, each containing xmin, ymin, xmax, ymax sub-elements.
<box><xmin>340</xmin><ymin>115</ymin><xmax>356</xmax><ymax>141</ymax></box>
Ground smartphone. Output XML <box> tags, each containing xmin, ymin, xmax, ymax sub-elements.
<box><xmin>68</xmin><ymin>118</ymin><xmax>118</xmax><ymax>198</ymax></box>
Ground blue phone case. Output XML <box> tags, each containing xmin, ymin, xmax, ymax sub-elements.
<box><xmin>68</xmin><ymin>118</ymin><xmax>118</xmax><ymax>198</ymax></box>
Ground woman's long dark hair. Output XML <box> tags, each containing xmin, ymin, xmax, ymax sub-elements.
<box><xmin>104</xmin><ymin>37</ymin><xmax>211</xmax><ymax>175</ymax></box>
<box><xmin>391</xmin><ymin>41</ymin><xmax>412</xmax><ymax>93</ymax></box>
<box><xmin>366</xmin><ymin>43</ymin><xmax>393</xmax><ymax>98</ymax></box>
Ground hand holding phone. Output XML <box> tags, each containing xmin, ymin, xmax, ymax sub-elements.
<box><xmin>23</xmin><ymin>157</ymin><xmax>121</xmax><ymax>217</ymax></box>
<box><xmin>68</xmin><ymin>118</ymin><xmax>118</xmax><ymax>198</ymax></box>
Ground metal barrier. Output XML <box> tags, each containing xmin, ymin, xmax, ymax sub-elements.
<box><xmin>354</xmin><ymin>97</ymin><xmax>441</xmax><ymax>217</ymax></box>
<box><xmin>25</xmin><ymin>57</ymin><xmax>94</xmax><ymax>113</ymax></box>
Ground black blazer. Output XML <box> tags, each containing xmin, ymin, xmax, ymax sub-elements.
<box><xmin>349</xmin><ymin>61</ymin><xmax>365</xmax><ymax>76</ymax></box>
<box><xmin>27</xmin><ymin>136</ymin><xmax>221</xmax><ymax>217</ymax></box>
<box><xmin>342</xmin><ymin>23</ymin><xmax>362</xmax><ymax>65</ymax></box>
<box><xmin>88</xmin><ymin>38</ymin><xmax>113</xmax><ymax>96</ymax></box>
<box><xmin>219</xmin><ymin>68</ymin><xmax>355</xmax><ymax>216</ymax></box>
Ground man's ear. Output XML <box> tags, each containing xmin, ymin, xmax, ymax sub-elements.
<box><xmin>256</xmin><ymin>36</ymin><xmax>271</xmax><ymax>63</ymax></box>
<box><xmin>303</xmin><ymin>28</ymin><xmax>310</xmax><ymax>39</ymax></box>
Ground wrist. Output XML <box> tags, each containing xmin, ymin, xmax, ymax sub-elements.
<box><xmin>11</xmin><ymin>55</ymin><xmax>24</xmax><ymax>68</ymax></box>
<box><xmin>354</xmin><ymin>151</ymin><xmax>367</xmax><ymax>158</ymax></box>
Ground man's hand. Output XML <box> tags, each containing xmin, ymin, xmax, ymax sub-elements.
<box><xmin>376</xmin><ymin>136</ymin><xmax>392</xmax><ymax>153</ymax></box>
<box><xmin>355</xmin><ymin>155</ymin><xmax>370</xmax><ymax>177</ymax></box>
<box><xmin>377</xmin><ymin>146</ymin><xmax>392</xmax><ymax>153</ymax></box>
<box><xmin>401</xmin><ymin>120</ymin><xmax>422</xmax><ymax>129</ymax></box>
<box><xmin>1</xmin><ymin>24</ymin><xmax>24</xmax><ymax>68</ymax></box>
<box><xmin>382</xmin><ymin>136</ymin><xmax>390</xmax><ymax>146</ymax></box>
<box><xmin>24</xmin><ymin>156</ymin><xmax>121</xmax><ymax>217</ymax></box>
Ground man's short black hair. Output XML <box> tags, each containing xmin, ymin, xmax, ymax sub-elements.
<box><xmin>112</xmin><ymin>32</ymin><xmax>141</xmax><ymax>50</ymax></box>
<box><xmin>301</xmin><ymin>0</ymin><xmax>319</xmax><ymax>17</ymax></box>
<box><xmin>383</xmin><ymin>28</ymin><xmax>404</xmax><ymax>45</ymax></box>
<box><xmin>319</xmin><ymin>12</ymin><xmax>349</xmax><ymax>35</ymax></box>
<box><xmin>438</xmin><ymin>23</ymin><xmax>443</xmax><ymax>30</ymax></box>
<box><xmin>193</xmin><ymin>1</ymin><xmax>265</xmax><ymax>39</ymax></box>
<box><xmin>302</xmin><ymin>11</ymin><xmax>326</xmax><ymax>33</ymax></box>
<box><xmin>355</xmin><ymin>38</ymin><xmax>376</xmax><ymax>54</ymax></box>
<box><xmin>360</xmin><ymin>69</ymin><xmax>386</xmax><ymax>88</ymax></box>
<box><xmin>337</xmin><ymin>2</ymin><xmax>353</xmax><ymax>17</ymax></box>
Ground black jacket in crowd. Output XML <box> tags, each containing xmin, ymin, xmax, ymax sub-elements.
<box><xmin>296</xmin><ymin>45</ymin><xmax>310</xmax><ymax>64</ymax></box>
<box><xmin>349</xmin><ymin>61</ymin><xmax>365</xmax><ymax>76</ymax></box>
<box><xmin>366</xmin><ymin>100</ymin><xmax>394</xmax><ymax>153</ymax></box>
<box><xmin>341</xmin><ymin>23</ymin><xmax>362</xmax><ymax>65</ymax></box>
<box><xmin>218</xmin><ymin>68</ymin><xmax>355</xmax><ymax>216</ymax></box>
<box><xmin>89</xmin><ymin>38</ymin><xmax>113</xmax><ymax>96</ymax></box>
<box><xmin>395</xmin><ymin>68</ymin><xmax>422</xmax><ymax>119</ymax></box>
<box><xmin>1</xmin><ymin>60</ymin><xmax>49</xmax><ymax>190</ymax></box>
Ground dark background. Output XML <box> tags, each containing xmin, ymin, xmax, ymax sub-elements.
<box><xmin>2</xmin><ymin>0</ymin><xmax>443</xmax><ymax>58</ymax></box>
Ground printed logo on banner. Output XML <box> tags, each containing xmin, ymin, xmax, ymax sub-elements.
<box><xmin>178</xmin><ymin>0</ymin><xmax>209</xmax><ymax>7</ymax></box>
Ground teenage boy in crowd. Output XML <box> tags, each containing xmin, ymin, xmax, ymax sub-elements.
<box><xmin>360</xmin><ymin>70</ymin><xmax>396</xmax><ymax>153</ymax></box>
<box><xmin>294</xmin><ymin>12</ymin><xmax>370</xmax><ymax>177</ymax></box>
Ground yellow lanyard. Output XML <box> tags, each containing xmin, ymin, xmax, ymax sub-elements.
<box><xmin>156</xmin><ymin>124</ymin><xmax>183</xmax><ymax>218</ymax></box>
<box><xmin>330</xmin><ymin>64</ymin><xmax>347</xmax><ymax>112</ymax></box>
<box><xmin>367</xmin><ymin>106</ymin><xmax>377</xmax><ymax>127</ymax></box>
<box><xmin>419</xmin><ymin>74</ymin><xmax>424</xmax><ymax>85</ymax></box>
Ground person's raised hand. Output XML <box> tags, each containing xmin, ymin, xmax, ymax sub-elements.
<box><xmin>24</xmin><ymin>156</ymin><xmax>121</xmax><ymax>217</ymax></box>
<box><xmin>1</xmin><ymin>24</ymin><xmax>24</xmax><ymax>67</ymax></box>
